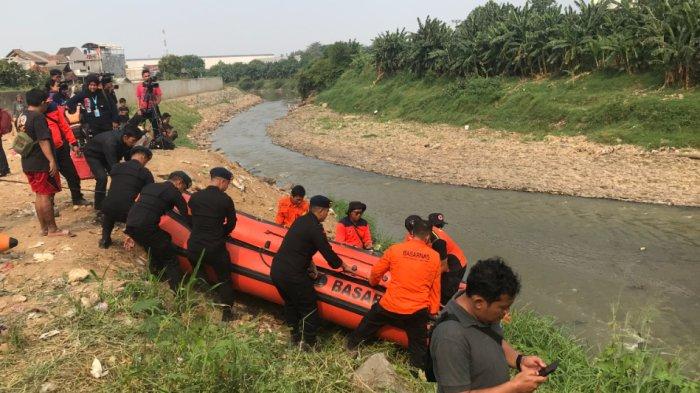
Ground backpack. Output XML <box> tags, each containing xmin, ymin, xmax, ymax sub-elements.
<box><xmin>0</xmin><ymin>109</ymin><xmax>12</xmax><ymax>135</ymax></box>
<box><xmin>424</xmin><ymin>312</ymin><xmax>503</xmax><ymax>382</ymax></box>
<box><xmin>11</xmin><ymin>113</ymin><xmax>37</xmax><ymax>158</ymax></box>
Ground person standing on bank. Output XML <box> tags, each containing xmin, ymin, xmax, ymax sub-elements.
<box><xmin>124</xmin><ymin>171</ymin><xmax>192</xmax><ymax>291</ymax></box>
<box><xmin>335</xmin><ymin>201</ymin><xmax>373</xmax><ymax>250</ymax></box>
<box><xmin>83</xmin><ymin>120</ymin><xmax>144</xmax><ymax>212</ymax></box>
<box><xmin>430</xmin><ymin>258</ymin><xmax>548</xmax><ymax>393</ymax></box>
<box><xmin>270</xmin><ymin>195</ymin><xmax>349</xmax><ymax>349</ymax></box>
<box><xmin>136</xmin><ymin>69</ymin><xmax>163</xmax><ymax>138</ymax></box>
<box><xmin>347</xmin><ymin>218</ymin><xmax>441</xmax><ymax>370</ymax></box>
<box><xmin>66</xmin><ymin>73</ymin><xmax>119</xmax><ymax>138</ymax></box>
<box><xmin>187</xmin><ymin>167</ymin><xmax>238</xmax><ymax>321</ymax></box>
<box><xmin>99</xmin><ymin>146</ymin><xmax>154</xmax><ymax>249</ymax></box>
<box><xmin>15</xmin><ymin>89</ymin><xmax>71</xmax><ymax>237</ymax></box>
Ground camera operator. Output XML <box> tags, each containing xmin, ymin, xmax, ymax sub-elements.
<box><xmin>136</xmin><ymin>68</ymin><xmax>162</xmax><ymax>138</ymax></box>
<box><xmin>66</xmin><ymin>73</ymin><xmax>119</xmax><ymax>140</ymax></box>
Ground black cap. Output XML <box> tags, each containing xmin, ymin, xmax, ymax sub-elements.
<box><xmin>309</xmin><ymin>195</ymin><xmax>331</xmax><ymax>208</ymax></box>
<box><xmin>210</xmin><ymin>167</ymin><xmax>233</xmax><ymax>181</ymax></box>
<box><xmin>130</xmin><ymin>146</ymin><xmax>152</xmax><ymax>160</ymax></box>
<box><xmin>101</xmin><ymin>75</ymin><xmax>113</xmax><ymax>84</ymax></box>
<box><xmin>169</xmin><ymin>171</ymin><xmax>192</xmax><ymax>189</ymax></box>
<box><xmin>347</xmin><ymin>201</ymin><xmax>367</xmax><ymax>215</ymax></box>
<box><xmin>428</xmin><ymin>212</ymin><xmax>447</xmax><ymax>227</ymax></box>
<box><xmin>123</xmin><ymin>126</ymin><xmax>144</xmax><ymax>140</ymax></box>
<box><xmin>404</xmin><ymin>214</ymin><xmax>423</xmax><ymax>232</ymax></box>
<box><xmin>49</xmin><ymin>69</ymin><xmax>62</xmax><ymax>76</ymax></box>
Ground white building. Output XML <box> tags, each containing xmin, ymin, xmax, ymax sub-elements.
<box><xmin>125</xmin><ymin>54</ymin><xmax>281</xmax><ymax>80</ymax></box>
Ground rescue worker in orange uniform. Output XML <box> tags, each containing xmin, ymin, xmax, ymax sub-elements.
<box><xmin>275</xmin><ymin>185</ymin><xmax>309</xmax><ymax>228</ymax></box>
<box><xmin>428</xmin><ymin>212</ymin><xmax>468</xmax><ymax>304</ymax></box>
<box><xmin>347</xmin><ymin>218</ymin><xmax>441</xmax><ymax>369</ymax></box>
<box><xmin>335</xmin><ymin>201</ymin><xmax>373</xmax><ymax>250</ymax></box>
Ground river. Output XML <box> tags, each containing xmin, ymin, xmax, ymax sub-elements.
<box><xmin>211</xmin><ymin>100</ymin><xmax>699</xmax><ymax>354</ymax></box>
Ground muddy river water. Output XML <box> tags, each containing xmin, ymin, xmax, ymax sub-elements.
<box><xmin>212</xmin><ymin>100</ymin><xmax>699</xmax><ymax>354</ymax></box>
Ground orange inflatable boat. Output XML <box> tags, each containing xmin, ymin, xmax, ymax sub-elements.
<box><xmin>159</xmin><ymin>208</ymin><xmax>410</xmax><ymax>347</ymax></box>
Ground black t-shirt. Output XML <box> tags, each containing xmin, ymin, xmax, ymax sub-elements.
<box><xmin>101</xmin><ymin>160</ymin><xmax>155</xmax><ymax>219</ymax></box>
<box><xmin>188</xmin><ymin>186</ymin><xmax>237</xmax><ymax>251</ymax></box>
<box><xmin>124</xmin><ymin>181</ymin><xmax>191</xmax><ymax>233</ymax></box>
<box><xmin>17</xmin><ymin>110</ymin><xmax>54</xmax><ymax>173</ymax></box>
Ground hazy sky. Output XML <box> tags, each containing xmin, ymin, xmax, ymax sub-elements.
<box><xmin>3</xmin><ymin>0</ymin><xmax>569</xmax><ymax>59</ymax></box>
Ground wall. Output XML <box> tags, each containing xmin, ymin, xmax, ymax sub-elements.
<box><xmin>0</xmin><ymin>77</ymin><xmax>223</xmax><ymax>110</ymax></box>
<box><xmin>116</xmin><ymin>77</ymin><xmax>224</xmax><ymax>105</ymax></box>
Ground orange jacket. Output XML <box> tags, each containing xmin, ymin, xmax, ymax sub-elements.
<box><xmin>275</xmin><ymin>196</ymin><xmax>309</xmax><ymax>228</ymax></box>
<box><xmin>432</xmin><ymin>227</ymin><xmax>467</xmax><ymax>267</ymax></box>
<box><xmin>45</xmin><ymin>107</ymin><xmax>77</xmax><ymax>149</ymax></box>
<box><xmin>369</xmin><ymin>238</ymin><xmax>442</xmax><ymax>315</ymax></box>
<box><xmin>335</xmin><ymin>217</ymin><xmax>373</xmax><ymax>249</ymax></box>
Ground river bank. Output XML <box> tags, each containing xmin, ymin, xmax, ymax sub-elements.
<box><xmin>268</xmin><ymin>104</ymin><xmax>700</xmax><ymax>206</ymax></box>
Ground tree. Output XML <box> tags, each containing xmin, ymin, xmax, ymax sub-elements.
<box><xmin>158</xmin><ymin>55</ymin><xmax>184</xmax><ymax>79</ymax></box>
<box><xmin>180</xmin><ymin>55</ymin><xmax>205</xmax><ymax>78</ymax></box>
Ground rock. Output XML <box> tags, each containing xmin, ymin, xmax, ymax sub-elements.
<box><xmin>90</xmin><ymin>357</ymin><xmax>108</xmax><ymax>378</ymax></box>
<box><xmin>94</xmin><ymin>302</ymin><xmax>109</xmax><ymax>312</ymax></box>
<box><xmin>40</xmin><ymin>382</ymin><xmax>58</xmax><ymax>392</ymax></box>
<box><xmin>11</xmin><ymin>294</ymin><xmax>27</xmax><ymax>303</ymax></box>
<box><xmin>352</xmin><ymin>353</ymin><xmax>410</xmax><ymax>393</ymax></box>
<box><xmin>33</xmin><ymin>253</ymin><xmax>54</xmax><ymax>262</ymax></box>
<box><xmin>321</xmin><ymin>102</ymin><xmax>328</xmax><ymax>108</ymax></box>
<box><xmin>0</xmin><ymin>342</ymin><xmax>9</xmax><ymax>353</ymax></box>
<box><xmin>80</xmin><ymin>293</ymin><xmax>100</xmax><ymax>308</ymax></box>
<box><xmin>38</xmin><ymin>329</ymin><xmax>60</xmax><ymax>340</ymax></box>
<box><xmin>68</xmin><ymin>268</ymin><xmax>90</xmax><ymax>283</ymax></box>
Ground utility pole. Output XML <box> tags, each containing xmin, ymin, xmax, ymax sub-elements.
<box><xmin>162</xmin><ymin>28</ymin><xmax>168</xmax><ymax>56</ymax></box>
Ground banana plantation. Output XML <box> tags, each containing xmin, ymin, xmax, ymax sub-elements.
<box><xmin>371</xmin><ymin>0</ymin><xmax>699</xmax><ymax>88</ymax></box>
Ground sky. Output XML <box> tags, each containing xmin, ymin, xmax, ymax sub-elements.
<box><xmin>2</xmin><ymin>0</ymin><xmax>572</xmax><ymax>59</ymax></box>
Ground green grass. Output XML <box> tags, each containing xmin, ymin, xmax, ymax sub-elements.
<box><xmin>318</xmin><ymin>69</ymin><xmax>700</xmax><ymax>149</ymax></box>
<box><xmin>157</xmin><ymin>100</ymin><xmax>202</xmax><ymax>148</ymax></box>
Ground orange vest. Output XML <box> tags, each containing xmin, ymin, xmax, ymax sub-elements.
<box><xmin>369</xmin><ymin>238</ymin><xmax>442</xmax><ymax>315</ymax></box>
<box><xmin>275</xmin><ymin>196</ymin><xmax>309</xmax><ymax>228</ymax></box>
<box><xmin>335</xmin><ymin>217</ymin><xmax>372</xmax><ymax>249</ymax></box>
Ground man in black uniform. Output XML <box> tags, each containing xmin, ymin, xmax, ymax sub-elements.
<box><xmin>125</xmin><ymin>171</ymin><xmax>192</xmax><ymax>291</ymax></box>
<box><xmin>99</xmin><ymin>146</ymin><xmax>154</xmax><ymax>249</ymax></box>
<box><xmin>83</xmin><ymin>121</ymin><xmax>143</xmax><ymax>211</ymax></box>
<box><xmin>270</xmin><ymin>195</ymin><xmax>349</xmax><ymax>349</ymax></box>
<box><xmin>187</xmin><ymin>167</ymin><xmax>237</xmax><ymax>321</ymax></box>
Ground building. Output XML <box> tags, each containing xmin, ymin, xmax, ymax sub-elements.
<box><xmin>81</xmin><ymin>43</ymin><xmax>126</xmax><ymax>77</ymax></box>
<box><xmin>125</xmin><ymin>53</ymin><xmax>281</xmax><ymax>80</ymax></box>
<box><xmin>4</xmin><ymin>49</ymin><xmax>62</xmax><ymax>70</ymax></box>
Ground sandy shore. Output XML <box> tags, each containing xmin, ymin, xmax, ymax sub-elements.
<box><xmin>0</xmin><ymin>89</ymin><xmax>303</xmax><ymax>382</ymax></box>
<box><xmin>268</xmin><ymin>105</ymin><xmax>700</xmax><ymax>206</ymax></box>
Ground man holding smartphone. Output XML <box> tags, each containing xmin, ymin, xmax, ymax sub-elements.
<box><xmin>430</xmin><ymin>257</ymin><xmax>550</xmax><ymax>392</ymax></box>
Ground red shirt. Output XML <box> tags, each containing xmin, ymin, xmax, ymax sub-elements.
<box><xmin>136</xmin><ymin>84</ymin><xmax>163</xmax><ymax>110</ymax></box>
<box><xmin>335</xmin><ymin>217</ymin><xmax>373</xmax><ymax>249</ymax></box>
<box><xmin>370</xmin><ymin>238</ymin><xmax>442</xmax><ymax>315</ymax></box>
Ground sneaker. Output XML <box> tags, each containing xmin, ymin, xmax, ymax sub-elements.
<box><xmin>98</xmin><ymin>239</ymin><xmax>112</xmax><ymax>249</ymax></box>
<box><xmin>72</xmin><ymin>198</ymin><xmax>92</xmax><ymax>206</ymax></box>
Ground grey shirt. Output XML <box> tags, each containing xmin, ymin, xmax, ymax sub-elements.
<box><xmin>430</xmin><ymin>299</ymin><xmax>509</xmax><ymax>393</ymax></box>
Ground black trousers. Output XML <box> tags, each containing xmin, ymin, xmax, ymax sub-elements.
<box><xmin>441</xmin><ymin>255</ymin><xmax>467</xmax><ymax>305</ymax></box>
<box><xmin>100</xmin><ymin>211</ymin><xmax>126</xmax><ymax>243</ymax></box>
<box><xmin>127</xmin><ymin>226</ymin><xmax>183</xmax><ymax>292</ymax></box>
<box><xmin>348</xmin><ymin>303</ymin><xmax>429</xmax><ymax>369</ymax></box>
<box><xmin>55</xmin><ymin>144</ymin><xmax>83</xmax><ymax>202</ymax></box>
<box><xmin>270</xmin><ymin>269</ymin><xmax>320</xmax><ymax>345</ymax></box>
<box><xmin>0</xmin><ymin>136</ymin><xmax>9</xmax><ymax>174</ymax></box>
<box><xmin>85</xmin><ymin>155</ymin><xmax>109</xmax><ymax>210</ymax></box>
<box><xmin>187</xmin><ymin>244</ymin><xmax>235</xmax><ymax>308</ymax></box>
<box><xmin>143</xmin><ymin>108</ymin><xmax>160</xmax><ymax>138</ymax></box>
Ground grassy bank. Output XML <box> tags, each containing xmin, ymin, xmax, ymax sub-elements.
<box><xmin>157</xmin><ymin>100</ymin><xmax>202</xmax><ymax>148</ymax></box>
<box><xmin>318</xmin><ymin>69</ymin><xmax>700</xmax><ymax>149</ymax></box>
<box><xmin>2</xmin><ymin>267</ymin><xmax>695</xmax><ymax>392</ymax></box>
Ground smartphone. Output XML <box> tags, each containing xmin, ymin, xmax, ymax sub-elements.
<box><xmin>539</xmin><ymin>361</ymin><xmax>559</xmax><ymax>377</ymax></box>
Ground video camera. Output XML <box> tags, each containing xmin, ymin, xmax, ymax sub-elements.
<box><xmin>143</xmin><ymin>75</ymin><xmax>159</xmax><ymax>92</ymax></box>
